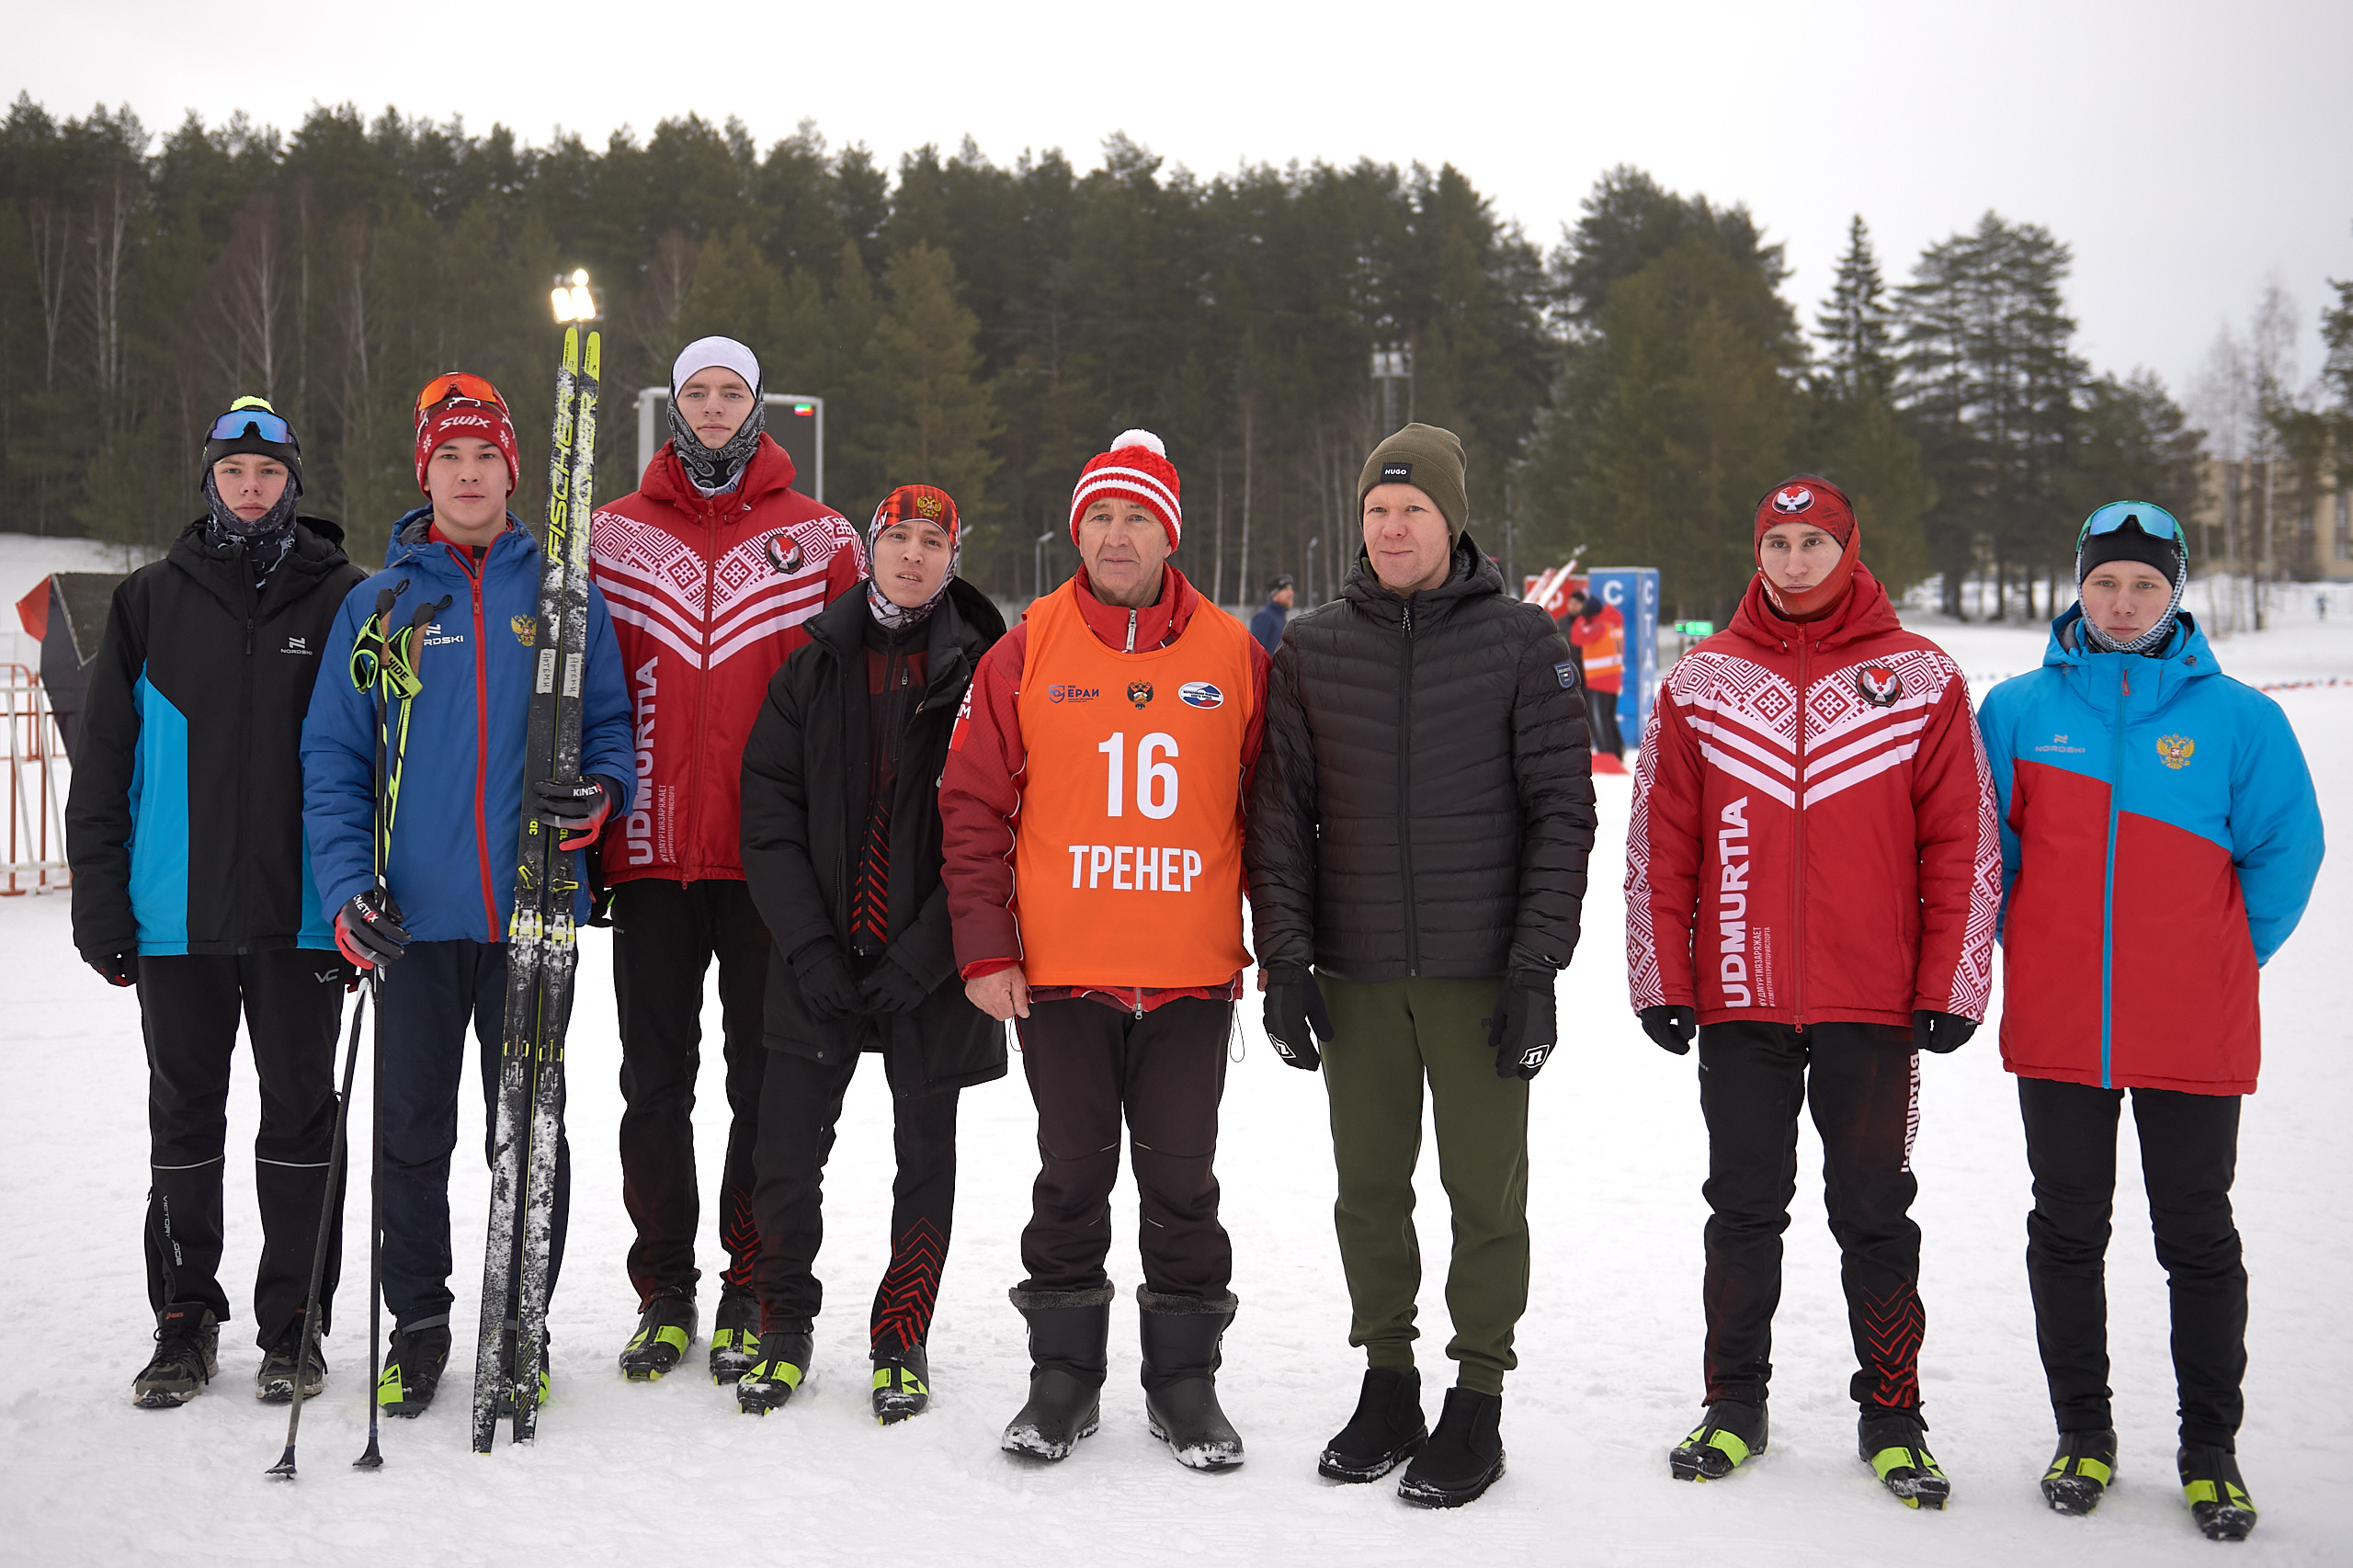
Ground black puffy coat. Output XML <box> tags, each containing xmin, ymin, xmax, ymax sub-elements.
<box><xmin>67</xmin><ymin>517</ymin><xmax>365</xmax><ymax>961</ymax></box>
<box><xmin>1246</xmin><ymin>536</ymin><xmax>1597</xmax><ymax>983</ymax></box>
<box><xmin>739</xmin><ymin>577</ymin><xmax>1008</xmax><ymax>1096</ymax></box>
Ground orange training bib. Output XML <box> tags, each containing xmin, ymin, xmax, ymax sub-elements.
<box><xmin>1012</xmin><ymin>582</ymin><xmax>1256</xmax><ymax>986</ymax></box>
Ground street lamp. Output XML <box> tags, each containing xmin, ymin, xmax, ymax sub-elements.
<box><xmin>1370</xmin><ymin>341</ymin><xmax>1412</xmax><ymax>436</ymax></box>
<box><xmin>551</xmin><ymin>268</ymin><xmax>597</xmax><ymax>324</ymax></box>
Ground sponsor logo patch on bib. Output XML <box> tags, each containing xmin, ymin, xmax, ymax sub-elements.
<box><xmin>1179</xmin><ymin>681</ymin><xmax>1223</xmax><ymax>709</ymax></box>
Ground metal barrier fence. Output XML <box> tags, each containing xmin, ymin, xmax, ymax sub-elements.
<box><xmin>3</xmin><ymin>664</ymin><xmax>70</xmax><ymax>894</ymax></box>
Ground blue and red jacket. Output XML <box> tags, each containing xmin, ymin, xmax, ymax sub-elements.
<box><xmin>1977</xmin><ymin>608</ymin><xmax>2322</xmax><ymax>1095</ymax></box>
<box><xmin>302</xmin><ymin>509</ymin><xmax>636</xmax><ymax>943</ymax></box>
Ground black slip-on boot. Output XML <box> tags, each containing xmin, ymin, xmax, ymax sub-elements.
<box><xmin>1001</xmin><ymin>1287</ymin><xmax>1111</xmax><ymax>1461</ymax></box>
<box><xmin>1398</xmin><ymin>1387</ymin><xmax>1506</xmax><ymax>1508</ymax></box>
<box><xmin>1138</xmin><ymin>1287</ymin><xmax>1244</xmax><ymax>1471</ymax></box>
<box><xmin>1320</xmin><ymin>1367</ymin><xmax>1428</xmax><ymax>1483</ymax></box>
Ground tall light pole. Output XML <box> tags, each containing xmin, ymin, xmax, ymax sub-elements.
<box><xmin>1370</xmin><ymin>341</ymin><xmax>1412</xmax><ymax>437</ymax></box>
<box><xmin>551</xmin><ymin>269</ymin><xmax>597</xmax><ymax>324</ymax></box>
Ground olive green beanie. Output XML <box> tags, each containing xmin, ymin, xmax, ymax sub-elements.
<box><xmin>1358</xmin><ymin>423</ymin><xmax>1469</xmax><ymax>542</ymax></box>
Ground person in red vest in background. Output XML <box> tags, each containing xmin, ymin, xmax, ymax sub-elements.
<box><xmin>940</xmin><ymin>430</ymin><xmax>1269</xmax><ymax>1474</ymax></box>
<box><xmin>587</xmin><ymin>335</ymin><xmax>866</xmax><ymax>1386</ymax></box>
<box><xmin>1561</xmin><ymin>584</ymin><xmax>1626</xmax><ymax>772</ymax></box>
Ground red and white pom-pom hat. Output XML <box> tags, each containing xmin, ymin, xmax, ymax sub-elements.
<box><xmin>1068</xmin><ymin>429</ymin><xmax>1182</xmax><ymax>549</ymax></box>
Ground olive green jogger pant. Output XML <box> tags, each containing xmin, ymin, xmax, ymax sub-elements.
<box><xmin>1318</xmin><ymin>974</ymin><xmax>1530</xmax><ymax>1396</ymax></box>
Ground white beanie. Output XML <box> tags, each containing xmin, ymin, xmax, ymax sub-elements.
<box><xmin>672</xmin><ymin>336</ymin><xmax>761</xmax><ymax>393</ymax></box>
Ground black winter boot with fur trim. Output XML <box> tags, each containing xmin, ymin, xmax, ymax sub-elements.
<box><xmin>1001</xmin><ymin>1287</ymin><xmax>1110</xmax><ymax>1461</ymax></box>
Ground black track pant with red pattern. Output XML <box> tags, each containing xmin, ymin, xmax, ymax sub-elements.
<box><xmin>612</xmin><ymin>878</ymin><xmax>768</xmax><ymax>1308</ymax></box>
<box><xmin>751</xmin><ymin>1038</ymin><xmax>960</xmax><ymax>1350</ymax></box>
<box><xmin>1697</xmin><ymin>1019</ymin><xmax>1925</xmax><ymax>1413</ymax></box>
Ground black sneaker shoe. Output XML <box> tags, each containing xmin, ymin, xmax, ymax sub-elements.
<box><xmin>710</xmin><ymin>1287</ymin><xmax>760</xmax><ymax>1384</ymax></box>
<box><xmin>1319</xmin><ymin>1368</ymin><xmax>1428</xmax><ymax>1483</ymax></box>
<box><xmin>738</xmin><ymin>1332</ymin><xmax>813</xmax><ymax>1415</ymax></box>
<box><xmin>256</xmin><ymin>1317</ymin><xmax>327</xmax><ymax>1404</ymax></box>
<box><xmin>133</xmin><ymin>1303</ymin><xmax>220</xmax><ymax>1409</ymax></box>
<box><xmin>1670</xmin><ymin>1399</ymin><xmax>1768</xmax><ymax>1482</ymax></box>
<box><xmin>873</xmin><ymin>1343</ymin><xmax>930</xmax><ymax>1425</ymax></box>
<box><xmin>2178</xmin><ymin>1442</ymin><xmax>2257</xmax><ymax>1541</ymax></box>
<box><xmin>1860</xmin><ymin>1408</ymin><xmax>1950</xmax><ymax>1510</ymax></box>
<box><xmin>618</xmin><ymin>1293</ymin><xmax>695</xmax><ymax>1382</ymax></box>
<box><xmin>378</xmin><ymin>1324</ymin><xmax>453</xmax><ymax>1418</ymax></box>
<box><xmin>2041</xmin><ymin>1428</ymin><xmax>2117</xmax><ymax>1516</ymax></box>
<box><xmin>1397</xmin><ymin>1388</ymin><xmax>1506</xmax><ymax>1508</ymax></box>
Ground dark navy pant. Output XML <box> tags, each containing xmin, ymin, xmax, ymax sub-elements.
<box><xmin>139</xmin><ymin>950</ymin><xmax>348</xmax><ymax>1347</ymax></box>
<box><xmin>376</xmin><ymin>939</ymin><xmax>571</xmax><ymax>1333</ymax></box>
<box><xmin>2019</xmin><ymin>1075</ymin><xmax>2246</xmax><ymax>1448</ymax></box>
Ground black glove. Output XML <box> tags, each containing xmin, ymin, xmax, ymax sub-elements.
<box><xmin>532</xmin><ymin>774</ymin><xmax>622</xmax><ymax>850</ymax></box>
<box><xmin>1639</xmin><ymin>1005</ymin><xmax>1698</xmax><ymax>1055</ymax></box>
<box><xmin>858</xmin><ymin>955</ymin><xmax>930</xmax><ymax>1017</ymax></box>
<box><xmin>790</xmin><ymin>943</ymin><xmax>862</xmax><ymax>1024</ymax></box>
<box><xmin>1913</xmin><ymin>1009</ymin><xmax>1976</xmax><ymax>1053</ymax></box>
<box><xmin>1486</xmin><ymin>965</ymin><xmax>1560</xmax><ymax>1081</ymax></box>
<box><xmin>1262</xmin><ymin>964</ymin><xmax>1328</xmax><ymax>1072</ymax></box>
<box><xmin>86</xmin><ymin>950</ymin><xmax>137</xmax><ymax>988</ymax></box>
<box><xmin>335</xmin><ymin>890</ymin><xmax>410</xmax><ymax>970</ymax></box>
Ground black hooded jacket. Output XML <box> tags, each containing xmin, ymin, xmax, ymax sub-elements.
<box><xmin>1246</xmin><ymin>534</ymin><xmax>1597</xmax><ymax>983</ymax></box>
<box><xmin>739</xmin><ymin>577</ymin><xmax>1009</xmax><ymax>1095</ymax></box>
<box><xmin>67</xmin><ymin>516</ymin><xmax>366</xmax><ymax>960</ymax></box>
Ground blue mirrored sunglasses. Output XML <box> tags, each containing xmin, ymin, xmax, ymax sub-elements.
<box><xmin>2077</xmin><ymin>501</ymin><xmax>2184</xmax><ymax>547</ymax></box>
<box><xmin>209</xmin><ymin>409</ymin><xmax>294</xmax><ymax>445</ymax></box>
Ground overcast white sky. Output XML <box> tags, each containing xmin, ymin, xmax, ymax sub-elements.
<box><xmin>11</xmin><ymin>0</ymin><xmax>2350</xmax><ymax>407</ymax></box>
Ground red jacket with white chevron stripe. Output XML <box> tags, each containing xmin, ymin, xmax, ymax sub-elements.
<box><xmin>1625</xmin><ymin>566</ymin><xmax>1999</xmax><ymax>1028</ymax></box>
<box><xmin>589</xmin><ymin>435</ymin><xmax>866</xmax><ymax>885</ymax></box>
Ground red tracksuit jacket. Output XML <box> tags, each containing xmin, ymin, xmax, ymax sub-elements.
<box><xmin>1625</xmin><ymin>567</ymin><xmax>1999</xmax><ymax>1028</ymax></box>
<box><xmin>588</xmin><ymin>436</ymin><xmax>865</xmax><ymax>884</ymax></box>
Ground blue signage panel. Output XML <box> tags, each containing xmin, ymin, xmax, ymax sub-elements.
<box><xmin>1583</xmin><ymin>567</ymin><xmax>1659</xmax><ymax>752</ymax></box>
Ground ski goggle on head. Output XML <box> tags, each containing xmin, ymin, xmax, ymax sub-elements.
<box><xmin>2077</xmin><ymin>501</ymin><xmax>2185</xmax><ymax>548</ymax></box>
<box><xmin>414</xmin><ymin>372</ymin><xmax>508</xmax><ymax>424</ymax></box>
<box><xmin>209</xmin><ymin>408</ymin><xmax>295</xmax><ymax>444</ymax></box>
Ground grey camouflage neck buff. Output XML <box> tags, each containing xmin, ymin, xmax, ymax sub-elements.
<box><xmin>2076</xmin><ymin>550</ymin><xmax>2188</xmax><ymax>655</ymax></box>
<box><xmin>668</xmin><ymin>380</ymin><xmax>767</xmax><ymax>494</ymax></box>
<box><xmin>200</xmin><ymin>471</ymin><xmax>300</xmax><ymax>586</ymax></box>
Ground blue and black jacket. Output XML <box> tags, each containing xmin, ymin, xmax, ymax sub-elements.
<box><xmin>301</xmin><ymin>509</ymin><xmax>634</xmax><ymax>943</ymax></box>
<box><xmin>66</xmin><ymin>517</ymin><xmax>366</xmax><ymax>960</ymax></box>
<box><xmin>1978</xmin><ymin>608</ymin><xmax>2323</xmax><ymax>1094</ymax></box>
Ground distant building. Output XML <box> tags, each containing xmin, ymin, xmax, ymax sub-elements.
<box><xmin>2188</xmin><ymin>452</ymin><xmax>2351</xmax><ymax>582</ymax></box>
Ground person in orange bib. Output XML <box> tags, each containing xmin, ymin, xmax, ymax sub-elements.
<box><xmin>1562</xmin><ymin>585</ymin><xmax>1626</xmax><ymax>767</ymax></box>
<box><xmin>940</xmin><ymin>429</ymin><xmax>1269</xmax><ymax>1471</ymax></box>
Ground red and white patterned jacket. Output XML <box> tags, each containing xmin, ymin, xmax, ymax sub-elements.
<box><xmin>589</xmin><ymin>436</ymin><xmax>865</xmax><ymax>885</ymax></box>
<box><xmin>1625</xmin><ymin>566</ymin><xmax>1998</xmax><ymax>1028</ymax></box>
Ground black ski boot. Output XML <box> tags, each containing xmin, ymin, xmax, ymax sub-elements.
<box><xmin>133</xmin><ymin>1303</ymin><xmax>219</xmax><ymax>1409</ymax></box>
<box><xmin>1398</xmin><ymin>1388</ymin><xmax>1506</xmax><ymax>1507</ymax></box>
<box><xmin>1670</xmin><ymin>1399</ymin><xmax>1768</xmax><ymax>1482</ymax></box>
<box><xmin>377</xmin><ymin>1323</ymin><xmax>452</xmax><ymax>1418</ymax></box>
<box><xmin>2178</xmin><ymin>1442</ymin><xmax>2257</xmax><ymax>1540</ymax></box>
<box><xmin>494</xmin><ymin>1323</ymin><xmax>551</xmax><ymax>1415</ymax></box>
<box><xmin>618</xmin><ymin>1292</ymin><xmax>695</xmax><ymax>1381</ymax></box>
<box><xmin>1138</xmin><ymin>1288</ymin><xmax>1244</xmax><ymax>1471</ymax></box>
<box><xmin>1001</xmin><ymin>1286</ymin><xmax>1110</xmax><ymax>1461</ymax></box>
<box><xmin>737</xmin><ymin>1331</ymin><xmax>813</xmax><ymax>1415</ymax></box>
<box><xmin>256</xmin><ymin>1315</ymin><xmax>327</xmax><ymax>1403</ymax></box>
<box><xmin>2040</xmin><ymin>1428</ymin><xmax>2116</xmax><ymax>1515</ymax></box>
<box><xmin>1319</xmin><ymin>1367</ymin><xmax>1427</xmax><ymax>1483</ymax></box>
<box><xmin>710</xmin><ymin>1286</ymin><xmax>760</xmax><ymax>1383</ymax></box>
<box><xmin>1860</xmin><ymin>1407</ymin><xmax>1950</xmax><ymax>1509</ymax></box>
<box><xmin>872</xmin><ymin>1343</ymin><xmax>930</xmax><ymax>1425</ymax></box>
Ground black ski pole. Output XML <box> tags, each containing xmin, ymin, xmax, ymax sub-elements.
<box><xmin>354</xmin><ymin>964</ymin><xmax>385</xmax><ymax>1470</ymax></box>
<box><xmin>266</xmin><ymin>985</ymin><xmax>368</xmax><ymax>1479</ymax></box>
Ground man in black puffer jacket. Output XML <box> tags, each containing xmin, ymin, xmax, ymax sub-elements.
<box><xmin>1246</xmin><ymin>423</ymin><xmax>1595</xmax><ymax>1507</ymax></box>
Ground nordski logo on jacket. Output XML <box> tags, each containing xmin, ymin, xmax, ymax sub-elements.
<box><xmin>1719</xmin><ymin>797</ymin><xmax>1753</xmax><ymax>1006</ymax></box>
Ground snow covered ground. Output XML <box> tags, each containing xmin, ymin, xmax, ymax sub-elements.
<box><xmin>2</xmin><ymin>608</ymin><xmax>2347</xmax><ymax>1566</ymax></box>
